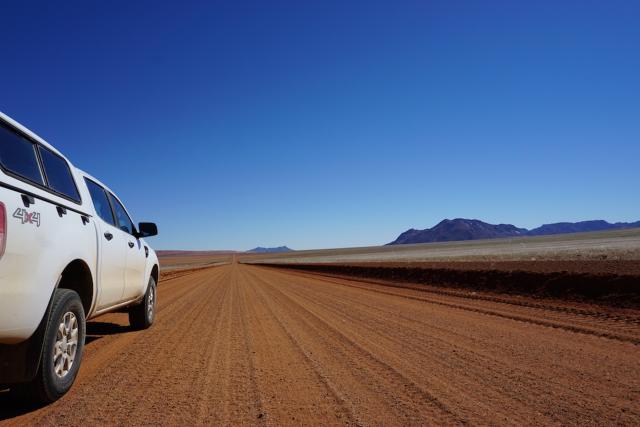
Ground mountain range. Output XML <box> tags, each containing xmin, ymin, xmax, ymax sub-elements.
<box><xmin>246</xmin><ymin>246</ymin><xmax>293</xmax><ymax>253</ymax></box>
<box><xmin>388</xmin><ymin>219</ymin><xmax>640</xmax><ymax>245</ymax></box>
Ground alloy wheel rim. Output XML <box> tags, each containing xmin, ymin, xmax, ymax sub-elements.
<box><xmin>147</xmin><ymin>285</ymin><xmax>155</xmax><ymax>321</ymax></box>
<box><xmin>53</xmin><ymin>312</ymin><xmax>79</xmax><ymax>378</ymax></box>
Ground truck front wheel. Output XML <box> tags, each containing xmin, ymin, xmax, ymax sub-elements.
<box><xmin>21</xmin><ymin>289</ymin><xmax>86</xmax><ymax>403</ymax></box>
<box><xmin>129</xmin><ymin>277</ymin><xmax>156</xmax><ymax>330</ymax></box>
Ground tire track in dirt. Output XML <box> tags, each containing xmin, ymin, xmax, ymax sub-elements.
<box><xmin>245</xmin><ymin>266</ymin><xmax>636</xmax><ymax>424</ymax></box>
<box><xmin>280</xmin><ymin>268</ymin><xmax>640</xmax><ymax>324</ymax></box>
<box><xmin>244</xmin><ymin>267</ymin><xmax>465</xmax><ymax>425</ymax></box>
<box><xmin>236</xmin><ymin>267</ymin><xmax>362</xmax><ymax>425</ymax></box>
<box><xmin>192</xmin><ymin>272</ymin><xmax>235</xmax><ymax>424</ymax></box>
<box><xmin>209</xmin><ymin>264</ymin><xmax>263</xmax><ymax>425</ymax></box>
<box><xmin>245</xmin><ymin>268</ymin><xmax>543</xmax><ymax>424</ymax></box>
<box><xmin>272</xmin><ymin>268</ymin><xmax>640</xmax><ymax>344</ymax></box>
<box><xmin>246</xmin><ymin>267</ymin><xmax>564</xmax><ymax>425</ymax></box>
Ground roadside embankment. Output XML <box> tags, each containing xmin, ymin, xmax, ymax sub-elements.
<box><xmin>255</xmin><ymin>261</ymin><xmax>640</xmax><ymax>308</ymax></box>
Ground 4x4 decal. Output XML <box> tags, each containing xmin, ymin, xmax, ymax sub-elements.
<box><xmin>13</xmin><ymin>208</ymin><xmax>41</xmax><ymax>227</ymax></box>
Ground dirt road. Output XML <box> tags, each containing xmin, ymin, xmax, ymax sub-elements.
<box><xmin>2</xmin><ymin>263</ymin><xmax>639</xmax><ymax>425</ymax></box>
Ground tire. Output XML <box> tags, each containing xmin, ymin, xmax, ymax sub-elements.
<box><xmin>129</xmin><ymin>277</ymin><xmax>156</xmax><ymax>330</ymax></box>
<box><xmin>21</xmin><ymin>289</ymin><xmax>86</xmax><ymax>403</ymax></box>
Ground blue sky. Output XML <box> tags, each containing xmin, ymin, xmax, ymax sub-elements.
<box><xmin>1</xmin><ymin>1</ymin><xmax>639</xmax><ymax>250</ymax></box>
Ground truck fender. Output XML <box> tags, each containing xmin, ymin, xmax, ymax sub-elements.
<box><xmin>0</xmin><ymin>288</ymin><xmax>56</xmax><ymax>384</ymax></box>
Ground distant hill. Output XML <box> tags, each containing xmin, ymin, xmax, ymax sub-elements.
<box><xmin>389</xmin><ymin>218</ymin><xmax>640</xmax><ymax>245</ymax></box>
<box><xmin>390</xmin><ymin>219</ymin><xmax>527</xmax><ymax>245</ymax></box>
<box><xmin>247</xmin><ymin>246</ymin><xmax>293</xmax><ymax>253</ymax></box>
<box><xmin>527</xmin><ymin>220</ymin><xmax>640</xmax><ymax>236</ymax></box>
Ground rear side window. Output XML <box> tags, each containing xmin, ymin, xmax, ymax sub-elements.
<box><xmin>108</xmin><ymin>193</ymin><xmax>135</xmax><ymax>235</ymax></box>
<box><xmin>0</xmin><ymin>122</ymin><xmax>44</xmax><ymax>185</ymax></box>
<box><xmin>39</xmin><ymin>147</ymin><xmax>80</xmax><ymax>202</ymax></box>
<box><xmin>85</xmin><ymin>179</ymin><xmax>116</xmax><ymax>226</ymax></box>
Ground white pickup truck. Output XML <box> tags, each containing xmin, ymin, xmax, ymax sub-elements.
<box><xmin>0</xmin><ymin>112</ymin><xmax>159</xmax><ymax>403</ymax></box>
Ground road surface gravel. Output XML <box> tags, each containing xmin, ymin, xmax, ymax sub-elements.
<box><xmin>1</xmin><ymin>262</ymin><xmax>639</xmax><ymax>425</ymax></box>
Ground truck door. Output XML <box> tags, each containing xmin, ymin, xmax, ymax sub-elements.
<box><xmin>123</xmin><ymin>238</ymin><xmax>147</xmax><ymax>301</ymax></box>
<box><xmin>84</xmin><ymin>179</ymin><xmax>126</xmax><ymax>309</ymax></box>
<box><xmin>107</xmin><ymin>193</ymin><xmax>147</xmax><ymax>301</ymax></box>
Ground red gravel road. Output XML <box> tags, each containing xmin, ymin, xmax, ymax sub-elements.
<box><xmin>1</xmin><ymin>262</ymin><xmax>639</xmax><ymax>425</ymax></box>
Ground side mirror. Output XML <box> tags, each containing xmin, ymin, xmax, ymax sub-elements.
<box><xmin>136</xmin><ymin>222</ymin><xmax>158</xmax><ymax>238</ymax></box>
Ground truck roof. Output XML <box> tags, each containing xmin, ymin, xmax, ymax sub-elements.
<box><xmin>1</xmin><ymin>111</ymin><xmax>136</xmax><ymax>222</ymax></box>
<box><xmin>0</xmin><ymin>111</ymin><xmax>70</xmax><ymax>162</ymax></box>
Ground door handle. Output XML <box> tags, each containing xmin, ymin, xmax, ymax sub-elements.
<box><xmin>104</xmin><ymin>232</ymin><xmax>113</xmax><ymax>241</ymax></box>
<box><xmin>128</xmin><ymin>242</ymin><xmax>135</xmax><ymax>248</ymax></box>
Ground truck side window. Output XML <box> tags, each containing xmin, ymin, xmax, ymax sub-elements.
<box><xmin>108</xmin><ymin>193</ymin><xmax>135</xmax><ymax>235</ymax></box>
<box><xmin>39</xmin><ymin>146</ymin><xmax>81</xmax><ymax>202</ymax></box>
<box><xmin>0</xmin><ymin>122</ymin><xmax>45</xmax><ymax>185</ymax></box>
<box><xmin>85</xmin><ymin>179</ymin><xmax>116</xmax><ymax>226</ymax></box>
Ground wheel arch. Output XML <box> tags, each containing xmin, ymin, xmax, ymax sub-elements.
<box><xmin>150</xmin><ymin>264</ymin><xmax>159</xmax><ymax>286</ymax></box>
<box><xmin>56</xmin><ymin>259</ymin><xmax>94</xmax><ymax>316</ymax></box>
